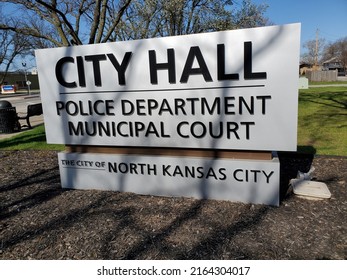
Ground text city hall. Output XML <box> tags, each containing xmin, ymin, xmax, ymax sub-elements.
<box><xmin>55</xmin><ymin>42</ymin><xmax>267</xmax><ymax>88</ymax></box>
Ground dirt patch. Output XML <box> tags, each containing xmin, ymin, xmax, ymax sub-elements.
<box><xmin>0</xmin><ymin>150</ymin><xmax>346</xmax><ymax>259</ymax></box>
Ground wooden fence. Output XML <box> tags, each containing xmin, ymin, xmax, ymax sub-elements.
<box><xmin>305</xmin><ymin>70</ymin><xmax>338</xmax><ymax>82</ymax></box>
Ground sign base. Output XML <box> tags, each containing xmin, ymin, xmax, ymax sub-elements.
<box><xmin>58</xmin><ymin>152</ymin><xmax>280</xmax><ymax>206</ymax></box>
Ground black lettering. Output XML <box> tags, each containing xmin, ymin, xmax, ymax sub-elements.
<box><xmin>158</xmin><ymin>99</ymin><xmax>173</xmax><ymax>115</ymax></box>
<box><xmin>65</xmin><ymin>101</ymin><xmax>79</xmax><ymax>116</ymax></box>
<box><xmin>55</xmin><ymin>57</ymin><xmax>77</xmax><ymax>88</ymax></box>
<box><xmin>162</xmin><ymin>165</ymin><xmax>172</xmax><ymax>176</ymax></box>
<box><xmin>85</xmin><ymin>121</ymin><xmax>97</xmax><ymax>136</ymax></box>
<box><xmin>241</xmin><ymin>121</ymin><xmax>255</xmax><ymax>139</ymax></box>
<box><xmin>56</xmin><ymin>101</ymin><xmax>64</xmax><ymax>115</ymax></box>
<box><xmin>239</xmin><ymin>96</ymin><xmax>254</xmax><ymax>115</ymax></box>
<box><xmin>173</xmin><ymin>165</ymin><xmax>183</xmax><ymax>177</ymax></box>
<box><xmin>145</xmin><ymin>122</ymin><xmax>160</xmax><ymax>137</ymax></box>
<box><xmin>234</xmin><ymin>169</ymin><xmax>243</xmax><ymax>182</ymax></box>
<box><xmin>190</xmin><ymin>121</ymin><xmax>207</xmax><ymax>138</ymax></box>
<box><xmin>174</xmin><ymin>99</ymin><xmax>187</xmax><ymax>115</ymax></box>
<box><xmin>218</xmin><ymin>168</ymin><xmax>227</xmax><ymax>180</ymax></box>
<box><xmin>108</xmin><ymin>163</ymin><xmax>118</xmax><ymax>173</ymax></box>
<box><xmin>256</xmin><ymin>95</ymin><xmax>271</xmax><ymax>114</ymax></box>
<box><xmin>244</xmin><ymin>42</ymin><xmax>267</xmax><ymax>80</ymax></box>
<box><xmin>68</xmin><ymin>121</ymin><xmax>84</xmax><ymax>136</ymax></box>
<box><xmin>177</xmin><ymin>121</ymin><xmax>189</xmax><ymax>138</ymax></box>
<box><xmin>184</xmin><ymin>166</ymin><xmax>195</xmax><ymax>178</ymax></box>
<box><xmin>196</xmin><ymin>166</ymin><xmax>204</xmax><ymax>178</ymax></box>
<box><xmin>98</xmin><ymin>121</ymin><xmax>111</xmax><ymax>136</ymax></box>
<box><xmin>147</xmin><ymin>99</ymin><xmax>158</xmax><ymax>115</ymax></box>
<box><xmin>250</xmin><ymin>170</ymin><xmax>261</xmax><ymax>183</ymax></box>
<box><xmin>217</xmin><ymin>44</ymin><xmax>239</xmax><ymax>80</ymax></box>
<box><xmin>263</xmin><ymin>170</ymin><xmax>274</xmax><ymax>183</ymax></box>
<box><xmin>186</xmin><ymin>98</ymin><xmax>199</xmax><ymax>115</ymax></box>
<box><xmin>224</xmin><ymin>97</ymin><xmax>236</xmax><ymax>115</ymax></box>
<box><xmin>206</xmin><ymin>167</ymin><xmax>217</xmax><ymax>180</ymax></box>
<box><xmin>149</xmin><ymin>49</ymin><xmax>176</xmax><ymax>84</ymax></box>
<box><xmin>180</xmin><ymin>46</ymin><xmax>212</xmax><ymax>83</ymax></box>
<box><xmin>85</xmin><ymin>54</ymin><xmax>107</xmax><ymax>86</ymax></box>
<box><xmin>79</xmin><ymin>100</ymin><xmax>89</xmax><ymax>116</ymax></box>
<box><xmin>134</xmin><ymin>122</ymin><xmax>146</xmax><ymax>137</ymax></box>
<box><xmin>105</xmin><ymin>100</ymin><xmax>115</xmax><ymax>116</ymax></box>
<box><xmin>209</xmin><ymin>122</ymin><xmax>223</xmax><ymax>138</ymax></box>
<box><xmin>136</xmin><ymin>99</ymin><xmax>146</xmax><ymax>116</ymax></box>
<box><xmin>227</xmin><ymin>122</ymin><xmax>240</xmax><ymax>139</ymax></box>
<box><xmin>117</xmin><ymin>122</ymin><xmax>129</xmax><ymax>137</ymax></box>
<box><xmin>160</xmin><ymin>122</ymin><xmax>170</xmax><ymax>138</ymax></box>
<box><xmin>201</xmin><ymin>97</ymin><xmax>220</xmax><ymax>115</ymax></box>
<box><xmin>121</xmin><ymin>100</ymin><xmax>134</xmax><ymax>115</ymax></box>
<box><xmin>147</xmin><ymin>164</ymin><xmax>157</xmax><ymax>175</ymax></box>
<box><xmin>76</xmin><ymin>56</ymin><xmax>86</xmax><ymax>87</ymax></box>
<box><xmin>107</xmin><ymin>52</ymin><xmax>132</xmax><ymax>85</ymax></box>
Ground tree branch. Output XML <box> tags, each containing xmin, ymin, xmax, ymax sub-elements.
<box><xmin>95</xmin><ymin>0</ymin><xmax>108</xmax><ymax>43</ymax></box>
<box><xmin>88</xmin><ymin>0</ymin><xmax>101</xmax><ymax>44</ymax></box>
<box><xmin>102</xmin><ymin>0</ymin><xmax>132</xmax><ymax>43</ymax></box>
<box><xmin>0</xmin><ymin>24</ymin><xmax>64</xmax><ymax>47</ymax></box>
<box><xmin>35</xmin><ymin>0</ymin><xmax>83</xmax><ymax>45</ymax></box>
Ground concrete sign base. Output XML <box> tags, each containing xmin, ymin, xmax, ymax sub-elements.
<box><xmin>58</xmin><ymin>152</ymin><xmax>280</xmax><ymax>206</ymax></box>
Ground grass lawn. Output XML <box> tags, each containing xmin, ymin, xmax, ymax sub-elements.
<box><xmin>298</xmin><ymin>86</ymin><xmax>347</xmax><ymax>156</ymax></box>
<box><xmin>0</xmin><ymin>125</ymin><xmax>64</xmax><ymax>151</ymax></box>
<box><xmin>0</xmin><ymin>86</ymin><xmax>346</xmax><ymax>156</ymax></box>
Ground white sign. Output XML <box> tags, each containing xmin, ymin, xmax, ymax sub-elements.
<box><xmin>58</xmin><ymin>152</ymin><xmax>280</xmax><ymax>206</ymax></box>
<box><xmin>35</xmin><ymin>23</ymin><xmax>300</xmax><ymax>151</ymax></box>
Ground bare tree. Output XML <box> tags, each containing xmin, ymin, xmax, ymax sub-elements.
<box><xmin>1</xmin><ymin>0</ymin><xmax>270</xmax><ymax>45</ymax></box>
<box><xmin>322</xmin><ymin>37</ymin><xmax>347</xmax><ymax>73</ymax></box>
<box><xmin>0</xmin><ymin>0</ymin><xmax>269</xmax><ymax>76</ymax></box>
<box><xmin>0</xmin><ymin>0</ymin><xmax>132</xmax><ymax>47</ymax></box>
<box><xmin>113</xmin><ymin>0</ymin><xmax>270</xmax><ymax>41</ymax></box>
<box><xmin>233</xmin><ymin>0</ymin><xmax>270</xmax><ymax>28</ymax></box>
<box><xmin>0</xmin><ymin>28</ymin><xmax>31</xmax><ymax>83</ymax></box>
<box><xmin>301</xmin><ymin>38</ymin><xmax>326</xmax><ymax>65</ymax></box>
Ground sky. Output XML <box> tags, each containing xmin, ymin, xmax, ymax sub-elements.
<box><xmin>251</xmin><ymin>0</ymin><xmax>347</xmax><ymax>53</ymax></box>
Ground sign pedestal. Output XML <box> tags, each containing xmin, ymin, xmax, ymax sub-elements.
<box><xmin>35</xmin><ymin>24</ymin><xmax>300</xmax><ymax>207</ymax></box>
<box><xmin>59</xmin><ymin>148</ymin><xmax>280</xmax><ymax>206</ymax></box>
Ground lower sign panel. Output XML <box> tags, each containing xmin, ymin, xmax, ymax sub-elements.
<box><xmin>58</xmin><ymin>152</ymin><xmax>280</xmax><ymax>206</ymax></box>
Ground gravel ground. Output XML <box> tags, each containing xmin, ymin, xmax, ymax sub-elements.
<box><xmin>0</xmin><ymin>150</ymin><xmax>346</xmax><ymax>259</ymax></box>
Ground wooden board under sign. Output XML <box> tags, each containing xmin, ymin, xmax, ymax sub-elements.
<box><xmin>65</xmin><ymin>145</ymin><xmax>273</xmax><ymax>160</ymax></box>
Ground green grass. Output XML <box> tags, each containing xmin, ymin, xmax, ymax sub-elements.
<box><xmin>0</xmin><ymin>125</ymin><xmax>64</xmax><ymax>151</ymax></box>
<box><xmin>298</xmin><ymin>87</ymin><xmax>347</xmax><ymax>156</ymax></box>
<box><xmin>1</xmin><ymin>87</ymin><xmax>346</xmax><ymax>156</ymax></box>
<box><xmin>309</xmin><ymin>81</ymin><xmax>347</xmax><ymax>85</ymax></box>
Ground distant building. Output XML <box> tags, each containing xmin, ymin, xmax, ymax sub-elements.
<box><xmin>0</xmin><ymin>71</ymin><xmax>39</xmax><ymax>93</ymax></box>
<box><xmin>322</xmin><ymin>57</ymin><xmax>346</xmax><ymax>76</ymax></box>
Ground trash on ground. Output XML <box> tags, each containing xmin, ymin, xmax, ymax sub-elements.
<box><xmin>289</xmin><ymin>166</ymin><xmax>331</xmax><ymax>200</ymax></box>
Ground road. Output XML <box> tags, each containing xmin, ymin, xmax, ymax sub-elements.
<box><xmin>2</xmin><ymin>94</ymin><xmax>42</xmax><ymax>114</ymax></box>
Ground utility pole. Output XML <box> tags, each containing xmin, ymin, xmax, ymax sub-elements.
<box><xmin>314</xmin><ymin>28</ymin><xmax>319</xmax><ymax>69</ymax></box>
<box><xmin>22</xmin><ymin>61</ymin><xmax>31</xmax><ymax>95</ymax></box>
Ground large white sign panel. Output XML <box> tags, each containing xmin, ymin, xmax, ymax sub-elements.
<box><xmin>58</xmin><ymin>153</ymin><xmax>280</xmax><ymax>206</ymax></box>
<box><xmin>36</xmin><ymin>23</ymin><xmax>300</xmax><ymax>151</ymax></box>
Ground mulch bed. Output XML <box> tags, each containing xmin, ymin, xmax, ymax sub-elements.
<box><xmin>0</xmin><ymin>150</ymin><xmax>346</xmax><ymax>259</ymax></box>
